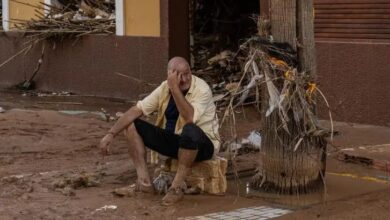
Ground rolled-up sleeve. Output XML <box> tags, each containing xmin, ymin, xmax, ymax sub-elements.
<box><xmin>191</xmin><ymin>88</ymin><xmax>213</xmax><ymax>123</ymax></box>
<box><xmin>136</xmin><ymin>82</ymin><xmax>164</xmax><ymax>116</ymax></box>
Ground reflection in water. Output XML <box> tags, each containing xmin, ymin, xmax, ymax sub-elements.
<box><xmin>246</xmin><ymin>186</ymin><xmax>326</xmax><ymax>208</ymax></box>
<box><xmin>229</xmin><ymin>177</ymin><xmax>326</xmax><ymax>209</ymax></box>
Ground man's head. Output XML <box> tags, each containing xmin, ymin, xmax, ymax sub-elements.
<box><xmin>167</xmin><ymin>57</ymin><xmax>192</xmax><ymax>92</ymax></box>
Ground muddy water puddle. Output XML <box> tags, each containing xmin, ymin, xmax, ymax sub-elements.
<box><xmin>227</xmin><ymin>172</ymin><xmax>390</xmax><ymax>209</ymax></box>
<box><xmin>227</xmin><ymin>178</ymin><xmax>325</xmax><ymax>209</ymax></box>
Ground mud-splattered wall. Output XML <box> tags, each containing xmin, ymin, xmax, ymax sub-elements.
<box><xmin>0</xmin><ymin>0</ymin><xmax>188</xmax><ymax>100</ymax></box>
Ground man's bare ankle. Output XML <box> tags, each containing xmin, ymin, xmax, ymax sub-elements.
<box><xmin>137</xmin><ymin>178</ymin><xmax>152</xmax><ymax>186</ymax></box>
<box><xmin>170</xmin><ymin>181</ymin><xmax>186</xmax><ymax>189</ymax></box>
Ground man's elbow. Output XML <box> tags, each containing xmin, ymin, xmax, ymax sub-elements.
<box><xmin>123</xmin><ymin>106</ymin><xmax>143</xmax><ymax>120</ymax></box>
<box><xmin>183</xmin><ymin>113</ymin><xmax>194</xmax><ymax>124</ymax></box>
<box><xmin>184</xmin><ymin>118</ymin><xmax>194</xmax><ymax>124</ymax></box>
<box><xmin>181</xmin><ymin>106</ymin><xmax>195</xmax><ymax>124</ymax></box>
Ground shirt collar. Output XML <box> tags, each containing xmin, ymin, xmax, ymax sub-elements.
<box><xmin>187</xmin><ymin>75</ymin><xmax>196</xmax><ymax>95</ymax></box>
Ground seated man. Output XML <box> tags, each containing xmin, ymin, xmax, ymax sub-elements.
<box><xmin>99</xmin><ymin>57</ymin><xmax>220</xmax><ymax>206</ymax></box>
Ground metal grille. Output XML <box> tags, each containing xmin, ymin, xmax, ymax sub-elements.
<box><xmin>314</xmin><ymin>0</ymin><xmax>390</xmax><ymax>40</ymax></box>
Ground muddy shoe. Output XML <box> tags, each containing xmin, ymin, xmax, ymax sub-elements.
<box><xmin>112</xmin><ymin>182</ymin><xmax>155</xmax><ymax>197</ymax></box>
<box><xmin>162</xmin><ymin>187</ymin><xmax>184</xmax><ymax>206</ymax></box>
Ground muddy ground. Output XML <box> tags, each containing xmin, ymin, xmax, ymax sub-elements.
<box><xmin>0</xmin><ymin>90</ymin><xmax>389</xmax><ymax>219</ymax></box>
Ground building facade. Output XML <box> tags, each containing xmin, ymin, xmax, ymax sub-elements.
<box><xmin>313</xmin><ymin>0</ymin><xmax>390</xmax><ymax>126</ymax></box>
<box><xmin>0</xmin><ymin>0</ymin><xmax>389</xmax><ymax>126</ymax></box>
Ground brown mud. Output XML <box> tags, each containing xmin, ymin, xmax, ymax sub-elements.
<box><xmin>0</xmin><ymin>91</ymin><xmax>389</xmax><ymax>219</ymax></box>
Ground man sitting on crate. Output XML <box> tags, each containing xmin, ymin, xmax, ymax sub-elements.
<box><xmin>99</xmin><ymin>57</ymin><xmax>220</xmax><ymax>206</ymax></box>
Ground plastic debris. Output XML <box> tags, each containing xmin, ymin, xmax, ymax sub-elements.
<box><xmin>241</xmin><ymin>131</ymin><xmax>262</xmax><ymax>149</ymax></box>
<box><xmin>59</xmin><ymin>110</ymin><xmax>112</xmax><ymax>122</ymax></box>
<box><xmin>153</xmin><ymin>172</ymin><xmax>174</xmax><ymax>195</ymax></box>
<box><xmin>94</xmin><ymin>205</ymin><xmax>117</xmax><ymax>212</ymax></box>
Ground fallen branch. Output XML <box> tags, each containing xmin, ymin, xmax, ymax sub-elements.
<box><xmin>16</xmin><ymin>44</ymin><xmax>45</xmax><ymax>90</ymax></box>
<box><xmin>0</xmin><ymin>46</ymin><xmax>32</xmax><ymax>69</ymax></box>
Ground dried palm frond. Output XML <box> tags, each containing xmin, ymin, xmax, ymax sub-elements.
<box><xmin>7</xmin><ymin>0</ymin><xmax>115</xmax><ymax>39</ymax></box>
<box><xmin>220</xmin><ymin>34</ymin><xmax>332</xmax><ymax>143</ymax></box>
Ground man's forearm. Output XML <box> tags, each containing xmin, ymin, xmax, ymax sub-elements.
<box><xmin>170</xmin><ymin>86</ymin><xmax>194</xmax><ymax>123</ymax></box>
<box><xmin>108</xmin><ymin>106</ymin><xmax>143</xmax><ymax>136</ymax></box>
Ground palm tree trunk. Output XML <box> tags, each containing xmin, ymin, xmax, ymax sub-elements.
<box><xmin>253</xmin><ymin>0</ymin><xmax>327</xmax><ymax>194</ymax></box>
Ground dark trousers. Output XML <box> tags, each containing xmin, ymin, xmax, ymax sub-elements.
<box><xmin>133</xmin><ymin>119</ymin><xmax>214</xmax><ymax>162</ymax></box>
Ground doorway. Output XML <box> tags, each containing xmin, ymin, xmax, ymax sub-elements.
<box><xmin>190</xmin><ymin>0</ymin><xmax>260</xmax><ymax>80</ymax></box>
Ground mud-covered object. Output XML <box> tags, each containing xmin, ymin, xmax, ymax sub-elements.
<box><xmin>51</xmin><ymin>172</ymin><xmax>100</xmax><ymax>190</ymax></box>
<box><xmin>112</xmin><ymin>183</ymin><xmax>155</xmax><ymax>197</ymax></box>
<box><xmin>164</xmin><ymin>157</ymin><xmax>228</xmax><ymax>195</ymax></box>
<box><xmin>153</xmin><ymin>172</ymin><xmax>175</xmax><ymax>195</ymax></box>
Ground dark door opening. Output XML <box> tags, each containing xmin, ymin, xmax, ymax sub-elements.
<box><xmin>190</xmin><ymin>0</ymin><xmax>260</xmax><ymax>83</ymax></box>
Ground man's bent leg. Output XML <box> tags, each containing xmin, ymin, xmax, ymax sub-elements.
<box><xmin>171</xmin><ymin>148</ymin><xmax>198</xmax><ymax>189</ymax></box>
<box><xmin>124</xmin><ymin>123</ymin><xmax>152</xmax><ymax>187</ymax></box>
<box><xmin>162</xmin><ymin>123</ymin><xmax>213</xmax><ymax>205</ymax></box>
<box><xmin>162</xmin><ymin>148</ymin><xmax>197</xmax><ymax>205</ymax></box>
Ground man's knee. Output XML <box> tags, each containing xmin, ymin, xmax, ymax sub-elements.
<box><xmin>182</xmin><ymin>123</ymin><xmax>203</xmax><ymax>140</ymax></box>
<box><xmin>124</xmin><ymin>122</ymin><xmax>146</xmax><ymax>154</ymax></box>
<box><xmin>124</xmin><ymin>123</ymin><xmax>137</xmax><ymax>138</ymax></box>
<box><xmin>179</xmin><ymin>123</ymin><xmax>203</xmax><ymax>150</ymax></box>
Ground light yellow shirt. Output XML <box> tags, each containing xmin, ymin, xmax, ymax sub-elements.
<box><xmin>136</xmin><ymin>75</ymin><xmax>220</xmax><ymax>153</ymax></box>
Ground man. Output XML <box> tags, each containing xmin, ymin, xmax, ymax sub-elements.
<box><xmin>99</xmin><ymin>57</ymin><xmax>220</xmax><ymax>206</ymax></box>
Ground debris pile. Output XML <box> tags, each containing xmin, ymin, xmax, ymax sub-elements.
<box><xmin>11</xmin><ymin>0</ymin><xmax>115</xmax><ymax>37</ymax></box>
<box><xmin>214</xmin><ymin>19</ymin><xmax>332</xmax><ymax>190</ymax></box>
<box><xmin>1</xmin><ymin>1</ymin><xmax>116</xmax><ymax>90</ymax></box>
<box><xmin>0</xmin><ymin>175</ymin><xmax>34</xmax><ymax>198</ymax></box>
<box><xmin>51</xmin><ymin>172</ymin><xmax>101</xmax><ymax>189</ymax></box>
<box><xmin>222</xmin><ymin>131</ymin><xmax>262</xmax><ymax>156</ymax></box>
<box><xmin>51</xmin><ymin>171</ymin><xmax>101</xmax><ymax>196</ymax></box>
<box><xmin>191</xmin><ymin>0</ymin><xmax>260</xmax><ymax>108</ymax></box>
<box><xmin>196</xmin><ymin>50</ymin><xmax>246</xmax><ymax>108</ymax></box>
<box><xmin>220</xmin><ymin>32</ymin><xmax>331</xmax><ymax>134</ymax></box>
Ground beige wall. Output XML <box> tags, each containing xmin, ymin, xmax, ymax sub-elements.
<box><xmin>9</xmin><ymin>0</ymin><xmax>44</xmax><ymax>29</ymax></box>
<box><xmin>124</xmin><ymin>0</ymin><xmax>161</xmax><ymax>37</ymax></box>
